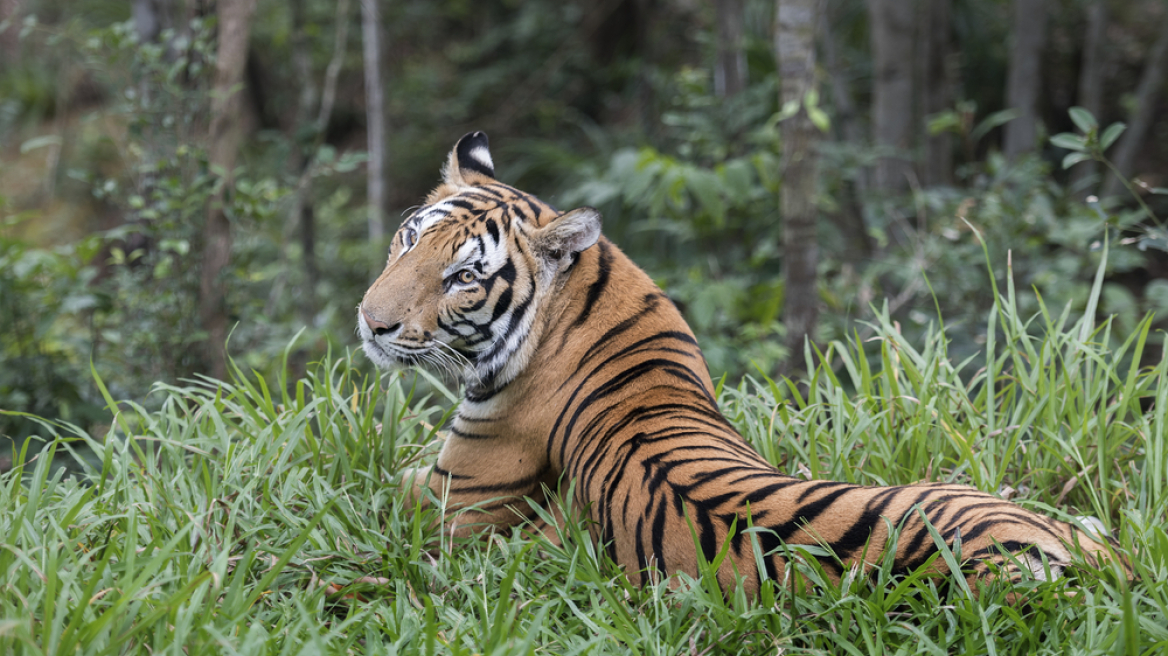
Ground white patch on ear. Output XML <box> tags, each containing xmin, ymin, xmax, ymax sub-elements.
<box><xmin>537</xmin><ymin>207</ymin><xmax>602</xmax><ymax>259</ymax></box>
<box><xmin>468</xmin><ymin>146</ymin><xmax>494</xmax><ymax>174</ymax></box>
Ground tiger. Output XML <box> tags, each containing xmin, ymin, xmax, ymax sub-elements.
<box><xmin>357</xmin><ymin>131</ymin><xmax>1128</xmax><ymax>596</ymax></box>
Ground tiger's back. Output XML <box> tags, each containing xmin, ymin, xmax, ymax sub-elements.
<box><xmin>359</xmin><ymin>132</ymin><xmax>1127</xmax><ymax>595</ymax></box>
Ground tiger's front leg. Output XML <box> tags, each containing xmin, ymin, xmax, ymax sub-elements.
<box><xmin>398</xmin><ymin>431</ymin><xmax>560</xmax><ymax>540</ymax></box>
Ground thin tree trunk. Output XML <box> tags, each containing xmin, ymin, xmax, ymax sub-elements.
<box><xmin>0</xmin><ymin>0</ymin><xmax>19</xmax><ymax>64</ymax></box>
<box><xmin>131</xmin><ymin>0</ymin><xmax>176</xmax><ymax>208</ymax></box>
<box><xmin>1103</xmin><ymin>10</ymin><xmax>1168</xmax><ymax>198</ymax></box>
<box><xmin>361</xmin><ymin>0</ymin><xmax>389</xmax><ymax>242</ymax></box>
<box><xmin>133</xmin><ymin>0</ymin><xmax>164</xmax><ymax>42</ymax></box>
<box><xmin>776</xmin><ymin>0</ymin><xmax>823</xmax><ymax>377</ymax></box>
<box><xmin>920</xmin><ymin>0</ymin><xmax>952</xmax><ymax>186</ymax></box>
<box><xmin>284</xmin><ymin>0</ymin><xmax>318</xmax><ymax>326</ymax></box>
<box><xmin>714</xmin><ymin>0</ymin><xmax>747</xmax><ymax>97</ymax></box>
<box><xmin>822</xmin><ymin>5</ymin><xmax>871</xmax><ymax>266</ymax></box>
<box><xmin>287</xmin><ymin>0</ymin><xmax>350</xmax><ymax>326</ymax></box>
<box><xmin>822</xmin><ymin>3</ymin><xmax>864</xmax><ymax>186</ymax></box>
<box><xmin>634</xmin><ymin>0</ymin><xmax>656</xmax><ymax>137</ymax></box>
<box><xmin>1069</xmin><ymin>0</ymin><xmax>1107</xmax><ymax>193</ymax></box>
<box><xmin>867</xmin><ymin>0</ymin><xmax>915</xmax><ymax>191</ymax></box>
<box><xmin>1003</xmin><ymin>0</ymin><xmax>1048</xmax><ymax>160</ymax></box>
<box><xmin>201</xmin><ymin>0</ymin><xmax>258</xmax><ymax>381</ymax></box>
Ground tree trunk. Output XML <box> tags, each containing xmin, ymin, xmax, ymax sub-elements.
<box><xmin>776</xmin><ymin>0</ymin><xmax>823</xmax><ymax>377</ymax></box>
<box><xmin>361</xmin><ymin>0</ymin><xmax>389</xmax><ymax>242</ymax></box>
<box><xmin>822</xmin><ymin>4</ymin><xmax>864</xmax><ymax>184</ymax></box>
<box><xmin>1003</xmin><ymin>0</ymin><xmax>1048</xmax><ymax>160</ymax></box>
<box><xmin>287</xmin><ymin>0</ymin><xmax>318</xmax><ymax>327</ymax></box>
<box><xmin>201</xmin><ymin>0</ymin><xmax>258</xmax><ymax>381</ymax></box>
<box><xmin>133</xmin><ymin>0</ymin><xmax>164</xmax><ymax>43</ymax></box>
<box><xmin>867</xmin><ymin>0</ymin><xmax>915</xmax><ymax>191</ymax></box>
<box><xmin>284</xmin><ymin>0</ymin><xmax>350</xmax><ymax>327</ymax></box>
<box><xmin>920</xmin><ymin>0</ymin><xmax>952</xmax><ymax>186</ymax></box>
<box><xmin>1069</xmin><ymin>0</ymin><xmax>1107</xmax><ymax>193</ymax></box>
<box><xmin>714</xmin><ymin>0</ymin><xmax>747</xmax><ymax>97</ymax></box>
<box><xmin>0</xmin><ymin>0</ymin><xmax>19</xmax><ymax>64</ymax></box>
<box><xmin>822</xmin><ymin>4</ymin><xmax>871</xmax><ymax>266</ymax></box>
<box><xmin>1103</xmin><ymin>10</ymin><xmax>1168</xmax><ymax>198</ymax></box>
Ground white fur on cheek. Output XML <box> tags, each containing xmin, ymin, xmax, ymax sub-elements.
<box><xmin>357</xmin><ymin>309</ymin><xmax>402</xmax><ymax>371</ymax></box>
<box><xmin>356</xmin><ymin>310</ymin><xmax>372</xmax><ymax>339</ymax></box>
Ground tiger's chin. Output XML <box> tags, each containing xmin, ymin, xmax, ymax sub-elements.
<box><xmin>361</xmin><ymin>338</ymin><xmax>481</xmax><ymax>387</ymax></box>
<box><xmin>360</xmin><ymin>338</ymin><xmax>410</xmax><ymax>372</ymax></box>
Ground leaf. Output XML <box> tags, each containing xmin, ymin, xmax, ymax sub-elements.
<box><xmin>971</xmin><ymin>109</ymin><xmax>1019</xmax><ymax>143</ymax></box>
<box><xmin>1068</xmin><ymin>106</ymin><xmax>1098</xmax><ymax>133</ymax></box>
<box><xmin>1100</xmin><ymin>122</ymin><xmax>1126</xmax><ymax>151</ymax></box>
<box><xmin>20</xmin><ymin>135</ymin><xmax>63</xmax><ymax>154</ymax></box>
<box><xmin>1146</xmin><ymin>280</ymin><xmax>1168</xmax><ymax>313</ymax></box>
<box><xmin>1061</xmin><ymin>152</ymin><xmax>1092</xmax><ymax>170</ymax></box>
<box><xmin>774</xmin><ymin>100</ymin><xmax>800</xmax><ymax>124</ymax></box>
<box><xmin>718</xmin><ymin>158</ymin><xmax>755</xmax><ymax>199</ymax></box>
<box><xmin>808</xmin><ymin>106</ymin><xmax>831</xmax><ymax>133</ymax></box>
<box><xmin>927</xmin><ymin>110</ymin><xmax>962</xmax><ymax>136</ymax></box>
<box><xmin>686</xmin><ymin>168</ymin><xmax>725</xmax><ymax>224</ymax></box>
<box><xmin>1050</xmin><ymin>133</ymin><xmax>1087</xmax><ymax>151</ymax></box>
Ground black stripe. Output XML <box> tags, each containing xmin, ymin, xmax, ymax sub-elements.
<box><xmin>650</xmin><ymin>493</ymin><xmax>669</xmax><ymax>579</ymax></box>
<box><xmin>767</xmin><ymin>486</ymin><xmax>856</xmax><ymax>542</ymax></box>
<box><xmin>826</xmin><ymin>487</ymin><xmax>901</xmax><ymax>556</ymax></box>
<box><xmin>432</xmin><ymin>465</ymin><xmax>471</xmax><ymax>480</ymax></box>
<box><xmin>449</xmin><ymin>426</ymin><xmax>493</xmax><ymax>440</ymax></box>
<box><xmin>447</xmin><ymin>470</ymin><xmax>545</xmax><ymax>495</ymax></box>
<box><xmin>576</xmin><ymin>293</ymin><xmax>665</xmax><ymax>369</ymax></box>
<box><xmin>572</xmin><ymin>241</ymin><xmax>613</xmax><ymax>329</ymax></box>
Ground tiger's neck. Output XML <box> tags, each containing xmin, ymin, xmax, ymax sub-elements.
<box><xmin>459</xmin><ymin>238</ymin><xmax>727</xmax><ymax>473</ymax></box>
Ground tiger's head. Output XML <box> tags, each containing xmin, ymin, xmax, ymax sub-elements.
<box><xmin>358</xmin><ymin>132</ymin><xmax>602</xmax><ymax>391</ymax></box>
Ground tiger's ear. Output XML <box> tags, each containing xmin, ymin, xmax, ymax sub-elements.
<box><xmin>442</xmin><ymin>131</ymin><xmax>496</xmax><ymax>187</ymax></box>
<box><xmin>533</xmin><ymin>207</ymin><xmax>602</xmax><ymax>262</ymax></box>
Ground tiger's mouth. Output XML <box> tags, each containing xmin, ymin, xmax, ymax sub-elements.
<box><xmin>361</xmin><ymin>334</ymin><xmax>479</xmax><ymax>385</ymax></box>
<box><xmin>362</xmin><ymin>337</ymin><xmax>419</xmax><ymax>365</ymax></box>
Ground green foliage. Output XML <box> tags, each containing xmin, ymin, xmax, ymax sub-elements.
<box><xmin>4</xmin><ymin>0</ymin><xmax>1168</xmax><ymax>460</ymax></box>
<box><xmin>565</xmin><ymin>141</ymin><xmax>787</xmax><ymax>375</ymax></box>
<box><xmin>0</xmin><ymin>205</ymin><xmax>104</xmax><ymax>443</ymax></box>
<box><xmin>0</xmin><ymin>61</ymin><xmax>58</xmax><ymax>133</ymax></box>
<box><xmin>553</xmin><ymin>68</ymin><xmax>787</xmax><ymax>376</ymax></box>
<box><xmin>1</xmin><ymin>276</ymin><xmax>1165</xmax><ymax>653</ymax></box>
<box><xmin>1051</xmin><ymin>106</ymin><xmax>1168</xmax><ymax>252</ymax></box>
<box><xmin>860</xmin><ymin>157</ymin><xmax>1152</xmax><ymax>355</ymax></box>
<box><xmin>555</xmin><ymin>92</ymin><xmax>1168</xmax><ymax>380</ymax></box>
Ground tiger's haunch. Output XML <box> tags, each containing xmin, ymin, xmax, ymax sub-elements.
<box><xmin>358</xmin><ymin>131</ymin><xmax>1127</xmax><ymax>595</ymax></box>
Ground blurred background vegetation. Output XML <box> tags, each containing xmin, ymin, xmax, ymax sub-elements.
<box><xmin>1</xmin><ymin>0</ymin><xmax>1167</xmax><ymax>453</ymax></box>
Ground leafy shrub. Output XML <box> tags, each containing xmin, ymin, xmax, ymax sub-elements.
<box><xmin>552</xmin><ymin>87</ymin><xmax>1168</xmax><ymax>381</ymax></box>
<box><xmin>0</xmin><ymin>206</ymin><xmax>104</xmax><ymax>443</ymax></box>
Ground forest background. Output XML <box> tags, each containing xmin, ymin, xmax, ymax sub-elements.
<box><xmin>2</xmin><ymin>0</ymin><xmax>1167</xmax><ymax>452</ymax></box>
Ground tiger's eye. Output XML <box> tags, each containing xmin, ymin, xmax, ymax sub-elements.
<box><xmin>457</xmin><ymin>270</ymin><xmax>477</xmax><ymax>284</ymax></box>
<box><xmin>403</xmin><ymin>228</ymin><xmax>417</xmax><ymax>248</ymax></box>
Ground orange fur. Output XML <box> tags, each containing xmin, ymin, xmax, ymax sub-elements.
<box><xmin>358</xmin><ymin>133</ymin><xmax>1129</xmax><ymax>595</ymax></box>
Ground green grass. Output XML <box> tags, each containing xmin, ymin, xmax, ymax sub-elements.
<box><xmin>2</xmin><ymin>262</ymin><xmax>1168</xmax><ymax>654</ymax></box>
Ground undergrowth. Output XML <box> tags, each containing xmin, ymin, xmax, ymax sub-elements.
<box><xmin>1</xmin><ymin>254</ymin><xmax>1167</xmax><ymax>655</ymax></box>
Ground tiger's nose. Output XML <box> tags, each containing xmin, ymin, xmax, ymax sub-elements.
<box><xmin>361</xmin><ymin>307</ymin><xmax>399</xmax><ymax>336</ymax></box>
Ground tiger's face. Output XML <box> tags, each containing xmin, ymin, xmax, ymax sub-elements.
<box><xmin>358</xmin><ymin>132</ymin><xmax>601</xmax><ymax>389</ymax></box>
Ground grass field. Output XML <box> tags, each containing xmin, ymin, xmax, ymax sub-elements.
<box><xmin>2</xmin><ymin>254</ymin><xmax>1168</xmax><ymax>655</ymax></box>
